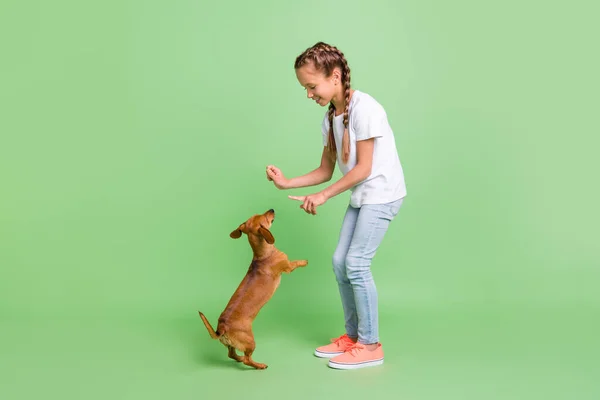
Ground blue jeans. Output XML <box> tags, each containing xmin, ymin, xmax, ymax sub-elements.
<box><xmin>332</xmin><ymin>198</ymin><xmax>403</xmax><ymax>344</ymax></box>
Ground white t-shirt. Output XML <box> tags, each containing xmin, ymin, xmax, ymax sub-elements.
<box><xmin>321</xmin><ymin>90</ymin><xmax>407</xmax><ymax>208</ymax></box>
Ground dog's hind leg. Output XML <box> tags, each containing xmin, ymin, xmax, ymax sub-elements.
<box><xmin>227</xmin><ymin>346</ymin><xmax>242</xmax><ymax>362</ymax></box>
<box><xmin>242</xmin><ymin>348</ymin><xmax>267</xmax><ymax>370</ymax></box>
<box><xmin>236</xmin><ymin>333</ymin><xmax>267</xmax><ymax>369</ymax></box>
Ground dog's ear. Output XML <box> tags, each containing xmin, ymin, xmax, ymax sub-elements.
<box><xmin>230</xmin><ymin>223</ymin><xmax>246</xmax><ymax>239</ymax></box>
<box><xmin>258</xmin><ymin>227</ymin><xmax>275</xmax><ymax>244</ymax></box>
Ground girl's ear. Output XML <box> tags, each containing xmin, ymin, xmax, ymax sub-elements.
<box><xmin>258</xmin><ymin>227</ymin><xmax>275</xmax><ymax>244</ymax></box>
<box><xmin>332</xmin><ymin>67</ymin><xmax>342</xmax><ymax>82</ymax></box>
<box><xmin>230</xmin><ymin>223</ymin><xmax>246</xmax><ymax>239</ymax></box>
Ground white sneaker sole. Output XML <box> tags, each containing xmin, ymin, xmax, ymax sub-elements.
<box><xmin>328</xmin><ymin>358</ymin><xmax>384</xmax><ymax>370</ymax></box>
<box><xmin>314</xmin><ymin>349</ymin><xmax>344</xmax><ymax>358</ymax></box>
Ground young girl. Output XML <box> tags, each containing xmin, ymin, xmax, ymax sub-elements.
<box><xmin>266</xmin><ymin>42</ymin><xmax>407</xmax><ymax>370</ymax></box>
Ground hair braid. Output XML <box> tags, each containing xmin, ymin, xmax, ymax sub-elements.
<box><xmin>327</xmin><ymin>103</ymin><xmax>336</xmax><ymax>156</ymax></box>
<box><xmin>338</xmin><ymin>50</ymin><xmax>352</xmax><ymax>164</ymax></box>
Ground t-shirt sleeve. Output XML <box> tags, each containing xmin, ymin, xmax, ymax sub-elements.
<box><xmin>352</xmin><ymin>101</ymin><xmax>385</xmax><ymax>141</ymax></box>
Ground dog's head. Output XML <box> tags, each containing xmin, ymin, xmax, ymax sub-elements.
<box><xmin>229</xmin><ymin>209</ymin><xmax>276</xmax><ymax>244</ymax></box>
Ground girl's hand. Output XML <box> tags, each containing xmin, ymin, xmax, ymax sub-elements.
<box><xmin>266</xmin><ymin>165</ymin><xmax>289</xmax><ymax>189</ymax></box>
<box><xmin>288</xmin><ymin>193</ymin><xmax>328</xmax><ymax>215</ymax></box>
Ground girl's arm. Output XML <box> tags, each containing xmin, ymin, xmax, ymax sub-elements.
<box><xmin>290</xmin><ymin>138</ymin><xmax>374</xmax><ymax>215</ymax></box>
<box><xmin>321</xmin><ymin>138</ymin><xmax>374</xmax><ymax>199</ymax></box>
<box><xmin>267</xmin><ymin>147</ymin><xmax>336</xmax><ymax>189</ymax></box>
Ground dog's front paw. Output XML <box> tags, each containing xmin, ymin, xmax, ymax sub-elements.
<box><xmin>290</xmin><ymin>260</ymin><xmax>308</xmax><ymax>269</ymax></box>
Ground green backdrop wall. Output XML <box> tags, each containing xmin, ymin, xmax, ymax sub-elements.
<box><xmin>1</xmin><ymin>1</ymin><xmax>598</xmax><ymax>399</ymax></box>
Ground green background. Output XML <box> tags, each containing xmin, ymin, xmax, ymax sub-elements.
<box><xmin>1</xmin><ymin>0</ymin><xmax>598</xmax><ymax>399</ymax></box>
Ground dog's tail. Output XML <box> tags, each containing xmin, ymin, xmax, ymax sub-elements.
<box><xmin>198</xmin><ymin>311</ymin><xmax>219</xmax><ymax>339</ymax></box>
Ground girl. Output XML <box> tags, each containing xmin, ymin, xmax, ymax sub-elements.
<box><xmin>266</xmin><ymin>42</ymin><xmax>407</xmax><ymax>370</ymax></box>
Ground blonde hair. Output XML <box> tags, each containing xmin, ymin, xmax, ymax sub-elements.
<box><xmin>295</xmin><ymin>42</ymin><xmax>352</xmax><ymax>163</ymax></box>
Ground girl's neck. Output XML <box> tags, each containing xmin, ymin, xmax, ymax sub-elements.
<box><xmin>332</xmin><ymin>88</ymin><xmax>355</xmax><ymax>115</ymax></box>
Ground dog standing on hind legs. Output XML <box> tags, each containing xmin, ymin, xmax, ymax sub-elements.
<box><xmin>199</xmin><ymin>209</ymin><xmax>308</xmax><ymax>369</ymax></box>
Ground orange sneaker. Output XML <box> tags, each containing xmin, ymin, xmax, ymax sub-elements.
<box><xmin>314</xmin><ymin>334</ymin><xmax>356</xmax><ymax>358</ymax></box>
<box><xmin>328</xmin><ymin>342</ymin><xmax>384</xmax><ymax>369</ymax></box>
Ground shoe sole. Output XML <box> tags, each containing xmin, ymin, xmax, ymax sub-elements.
<box><xmin>328</xmin><ymin>358</ymin><xmax>384</xmax><ymax>370</ymax></box>
<box><xmin>314</xmin><ymin>349</ymin><xmax>344</xmax><ymax>358</ymax></box>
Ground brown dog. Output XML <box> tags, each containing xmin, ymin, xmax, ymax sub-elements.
<box><xmin>199</xmin><ymin>209</ymin><xmax>308</xmax><ymax>369</ymax></box>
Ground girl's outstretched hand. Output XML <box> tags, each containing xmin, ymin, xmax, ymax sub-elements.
<box><xmin>266</xmin><ymin>165</ymin><xmax>289</xmax><ymax>189</ymax></box>
<box><xmin>289</xmin><ymin>193</ymin><xmax>328</xmax><ymax>215</ymax></box>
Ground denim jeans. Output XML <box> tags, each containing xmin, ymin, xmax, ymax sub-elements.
<box><xmin>332</xmin><ymin>198</ymin><xmax>403</xmax><ymax>344</ymax></box>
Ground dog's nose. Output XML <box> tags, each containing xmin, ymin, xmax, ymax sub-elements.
<box><xmin>268</xmin><ymin>209</ymin><xmax>275</xmax><ymax>213</ymax></box>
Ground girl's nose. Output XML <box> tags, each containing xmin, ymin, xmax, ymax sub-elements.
<box><xmin>307</xmin><ymin>91</ymin><xmax>313</xmax><ymax>99</ymax></box>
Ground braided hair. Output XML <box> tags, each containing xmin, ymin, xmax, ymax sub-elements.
<box><xmin>294</xmin><ymin>42</ymin><xmax>352</xmax><ymax>163</ymax></box>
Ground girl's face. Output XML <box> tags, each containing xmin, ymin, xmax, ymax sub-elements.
<box><xmin>295</xmin><ymin>63</ymin><xmax>341</xmax><ymax>107</ymax></box>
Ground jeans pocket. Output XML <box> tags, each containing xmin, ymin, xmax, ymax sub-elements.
<box><xmin>389</xmin><ymin>198</ymin><xmax>403</xmax><ymax>218</ymax></box>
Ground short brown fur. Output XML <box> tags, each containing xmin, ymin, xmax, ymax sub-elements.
<box><xmin>199</xmin><ymin>209</ymin><xmax>308</xmax><ymax>369</ymax></box>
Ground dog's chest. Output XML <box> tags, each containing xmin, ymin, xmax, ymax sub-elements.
<box><xmin>264</xmin><ymin>274</ymin><xmax>282</xmax><ymax>299</ymax></box>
